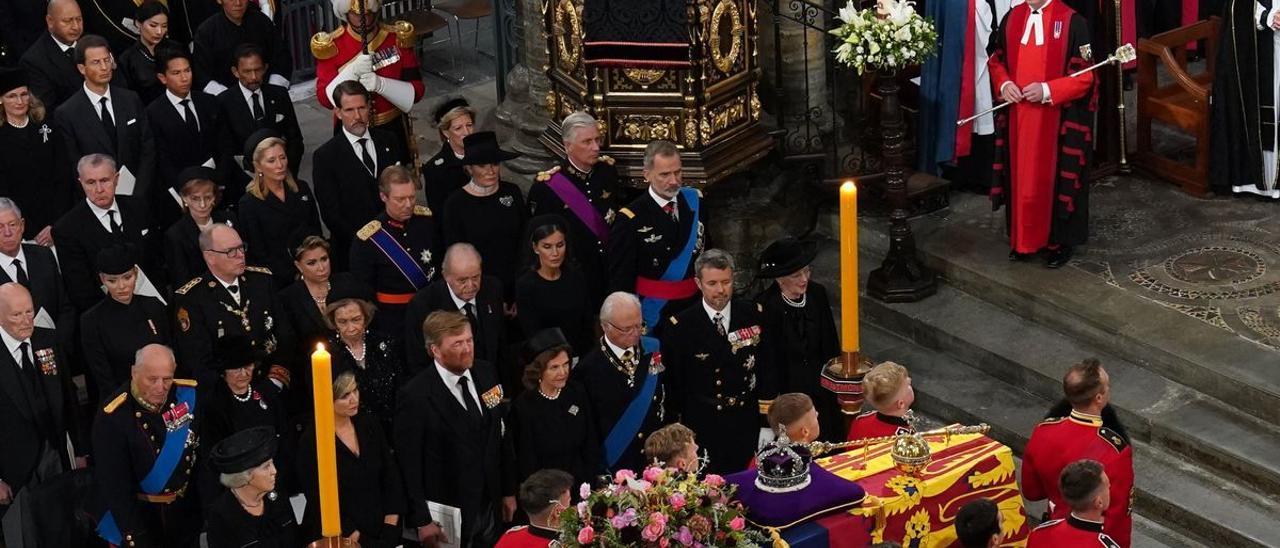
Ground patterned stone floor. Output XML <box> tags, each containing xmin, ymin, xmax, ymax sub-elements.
<box><xmin>940</xmin><ymin>175</ymin><xmax>1280</xmax><ymax>352</ymax></box>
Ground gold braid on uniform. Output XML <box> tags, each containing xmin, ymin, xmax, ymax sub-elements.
<box><xmin>536</xmin><ymin>165</ymin><xmax>560</xmax><ymax>182</ymax></box>
<box><xmin>599</xmin><ymin>155</ymin><xmax>616</xmax><ymax>166</ymax></box>
<box><xmin>414</xmin><ymin>205</ymin><xmax>433</xmax><ymax>217</ymax></box>
<box><xmin>311</xmin><ymin>30</ymin><xmax>337</xmax><ymax>60</ymax></box>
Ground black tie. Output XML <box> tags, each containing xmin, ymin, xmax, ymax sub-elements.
<box><xmin>12</xmin><ymin>258</ymin><xmax>29</xmax><ymax>287</ymax></box>
<box><xmin>107</xmin><ymin>210</ymin><xmax>122</xmax><ymax>234</ymax></box>
<box><xmin>18</xmin><ymin>342</ymin><xmax>52</xmax><ymax>437</ymax></box>
<box><xmin>99</xmin><ymin>97</ymin><xmax>117</xmax><ymax>150</ymax></box>
<box><xmin>457</xmin><ymin>375</ymin><xmax>482</xmax><ymax>418</ymax></box>
<box><xmin>357</xmin><ymin>137</ymin><xmax>376</xmax><ymax>175</ymax></box>
<box><xmin>180</xmin><ymin>98</ymin><xmax>200</xmax><ymax>133</ymax></box>
<box><xmin>251</xmin><ymin>92</ymin><xmax>265</xmax><ymax>121</ymax></box>
<box><xmin>64</xmin><ymin>47</ymin><xmax>74</xmax><ymax>60</ymax></box>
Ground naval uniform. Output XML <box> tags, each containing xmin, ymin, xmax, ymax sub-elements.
<box><xmin>659</xmin><ymin>299</ymin><xmax>776</xmax><ymax>474</ymax></box>
<box><xmin>91</xmin><ymin>381</ymin><xmax>203</xmax><ymax>548</ymax></box>
<box><xmin>528</xmin><ymin>156</ymin><xmax>621</xmax><ymax>307</ymax></box>
<box><xmin>606</xmin><ymin>187</ymin><xmax>707</xmax><ymax>336</ymax></box>
<box><xmin>349</xmin><ymin>207</ymin><xmax>442</xmax><ymax>336</ymax></box>
<box><xmin>172</xmin><ymin>267</ymin><xmax>295</xmax><ymax>388</ymax></box>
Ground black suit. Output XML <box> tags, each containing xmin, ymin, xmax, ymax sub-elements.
<box><xmin>18</xmin><ymin>34</ymin><xmax>80</xmax><ymax>108</ymax></box>
<box><xmin>311</xmin><ymin>128</ymin><xmax>404</xmax><ymax>268</ymax></box>
<box><xmin>53</xmin><ymin>85</ymin><xmax>157</xmax><ymax>210</ymax></box>
<box><xmin>0</xmin><ymin>328</ymin><xmax>75</xmax><ymax>493</ymax></box>
<box><xmin>216</xmin><ymin>83</ymin><xmax>303</xmax><ymax>204</ymax></box>
<box><xmin>394</xmin><ymin>361</ymin><xmax>515</xmax><ymax>546</ymax></box>
<box><xmin>146</xmin><ymin>91</ymin><xmax>229</xmax><ymax>227</ymax></box>
<box><xmin>51</xmin><ymin>197</ymin><xmax>160</xmax><ymax>312</ymax></box>
<box><xmin>403</xmin><ymin>277</ymin><xmax>505</xmax><ymax>380</ymax></box>
<box><xmin>0</xmin><ymin>244</ymin><xmax>77</xmax><ymax>357</ymax></box>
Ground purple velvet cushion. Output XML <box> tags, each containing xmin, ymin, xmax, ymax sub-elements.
<box><xmin>727</xmin><ymin>464</ymin><xmax>867</xmax><ymax>529</ymax></box>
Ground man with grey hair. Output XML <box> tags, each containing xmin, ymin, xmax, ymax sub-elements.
<box><xmin>92</xmin><ymin>343</ymin><xmax>203</xmax><ymax>548</ymax></box>
<box><xmin>528</xmin><ymin>112</ymin><xmax>621</xmax><ymax>305</ymax></box>
<box><xmin>403</xmin><ymin>242</ymin><xmax>506</xmax><ymax>377</ymax></box>
<box><xmin>0</xmin><ymin>199</ymin><xmax>75</xmax><ymax>364</ymax></box>
<box><xmin>572</xmin><ymin>291</ymin><xmax>666</xmax><ymax>472</ymax></box>
<box><xmin>52</xmin><ymin>153</ymin><xmax>159</xmax><ymax>312</ymax></box>
<box><xmin>607</xmin><ymin>139</ymin><xmax>707</xmax><ymax>335</ymax></box>
<box><xmin>659</xmin><ymin>248</ymin><xmax>776</xmax><ymax>474</ymax></box>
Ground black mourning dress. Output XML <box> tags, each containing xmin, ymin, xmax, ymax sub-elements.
<box><xmin>297</xmin><ymin>413</ymin><xmax>406</xmax><ymax>548</ymax></box>
<box><xmin>238</xmin><ymin>182</ymin><xmax>322</xmax><ymax>288</ymax></box>
<box><xmin>420</xmin><ymin>143</ymin><xmax>469</xmax><ymax>225</ymax></box>
<box><xmin>755</xmin><ymin>281</ymin><xmax>843</xmax><ymax>442</ymax></box>
<box><xmin>510</xmin><ymin>380</ymin><xmax>601</xmax><ymax>487</ymax></box>
<box><xmin>330</xmin><ymin>330</ymin><xmax>404</xmax><ymax>434</ymax></box>
<box><xmin>163</xmin><ymin>210</ymin><xmax>237</xmax><ymax>287</ymax></box>
<box><xmin>0</xmin><ymin>117</ymin><xmax>73</xmax><ymax>239</ymax></box>
<box><xmin>203</xmin><ymin>378</ymin><xmax>298</xmax><ymax>493</ymax></box>
<box><xmin>80</xmin><ymin>295</ymin><xmax>171</xmax><ymax>399</ymax></box>
<box><xmin>514</xmin><ymin>267</ymin><xmax>594</xmax><ymax>356</ymax></box>
<box><xmin>441</xmin><ymin>182</ymin><xmax>527</xmax><ymax>301</ymax></box>
<box><xmin>116</xmin><ymin>41</ymin><xmax>172</xmax><ymax>105</ymax></box>
<box><xmin>279</xmin><ymin>273</ymin><xmax>373</xmax><ymax>358</ymax></box>
<box><xmin>204</xmin><ymin>489</ymin><xmax>299</xmax><ymax>548</ymax></box>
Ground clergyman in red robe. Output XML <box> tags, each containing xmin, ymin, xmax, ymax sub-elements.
<box><xmin>988</xmin><ymin>0</ymin><xmax>1097</xmax><ymax>268</ymax></box>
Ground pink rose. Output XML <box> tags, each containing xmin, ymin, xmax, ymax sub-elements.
<box><xmin>614</xmin><ymin>469</ymin><xmax>637</xmax><ymax>484</ymax></box>
<box><xmin>577</xmin><ymin>501</ymin><xmax>589</xmax><ymax>518</ymax></box>
<box><xmin>660</xmin><ymin>537</ymin><xmax>670</xmax><ymax>547</ymax></box>
<box><xmin>580</xmin><ymin>482</ymin><xmax>592</xmax><ymax>499</ymax></box>
<box><xmin>641</xmin><ymin>513</ymin><xmax>667</xmax><ymax>541</ymax></box>
<box><xmin>644</xmin><ymin>466</ymin><xmax>664</xmax><ymax>482</ymax></box>
<box><xmin>669</xmin><ymin>492</ymin><xmax>686</xmax><ymax>511</ymax></box>
<box><xmin>578</xmin><ymin>525</ymin><xmax>595</xmax><ymax>544</ymax></box>
<box><xmin>704</xmin><ymin>474</ymin><xmax>725</xmax><ymax>487</ymax></box>
<box><xmin>729</xmin><ymin>516</ymin><xmax>745</xmax><ymax>531</ymax></box>
<box><xmin>676</xmin><ymin>526</ymin><xmax>695</xmax><ymax>546</ymax></box>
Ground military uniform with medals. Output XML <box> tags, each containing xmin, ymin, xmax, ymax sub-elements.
<box><xmin>172</xmin><ymin>266</ymin><xmax>295</xmax><ymax>389</ymax></box>
<box><xmin>572</xmin><ymin>337</ymin><xmax>666</xmax><ymax>473</ymax></box>
<box><xmin>92</xmin><ymin>379</ymin><xmax>203</xmax><ymax>548</ymax></box>
<box><xmin>348</xmin><ymin>206</ymin><xmax>441</xmax><ymax>335</ymax></box>
<box><xmin>659</xmin><ymin>299</ymin><xmax>776</xmax><ymax>474</ymax></box>
<box><xmin>606</xmin><ymin>188</ymin><xmax>707</xmax><ymax>334</ymax></box>
<box><xmin>529</xmin><ymin>156</ymin><xmax>620</xmax><ymax>307</ymax></box>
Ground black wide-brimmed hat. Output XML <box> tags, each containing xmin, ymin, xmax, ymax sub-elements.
<box><xmin>94</xmin><ymin>244</ymin><xmax>136</xmax><ymax>276</ymax></box>
<box><xmin>433</xmin><ymin>96</ymin><xmax>470</xmax><ymax>124</ymax></box>
<box><xmin>460</xmin><ymin>131</ymin><xmax>520</xmax><ymax>166</ymax></box>
<box><xmin>212</xmin><ymin>335</ymin><xmax>265</xmax><ymax>372</ymax></box>
<box><xmin>243</xmin><ymin>128</ymin><xmax>282</xmax><ymax>171</ymax></box>
<box><xmin>523</xmin><ymin>327</ymin><xmax>569</xmax><ymax>363</ymax></box>
<box><xmin>209</xmin><ymin>425</ymin><xmax>278</xmax><ymax>474</ymax></box>
<box><xmin>756</xmin><ymin>237</ymin><xmax>819</xmax><ymax>279</ymax></box>
<box><xmin>0</xmin><ymin>68</ymin><xmax>28</xmax><ymax>96</ymax></box>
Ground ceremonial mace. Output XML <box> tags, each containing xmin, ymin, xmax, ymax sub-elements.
<box><xmin>805</xmin><ymin>423</ymin><xmax>991</xmax><ymax>457</ymax></box>
<box><xmin>956</xmin><ymin>43</ymin><xmax>1137</xmax><ymax>127</ymax></box>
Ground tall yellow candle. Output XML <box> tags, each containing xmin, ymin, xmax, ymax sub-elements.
<box><xmin>311</xmin><ymin>343</ymin><xmax>341</xmax><ymax>537</ymax></box>
<box><xmin>840</xmin><ymin>181</ymin><xmax>859</xmax><ymax>353</ymax></box>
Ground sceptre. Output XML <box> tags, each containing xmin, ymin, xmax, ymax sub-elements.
<box><xmin>956</xmin><ymin>43</ymin><xmax>1136</xmax><ymax>127</ymax></box>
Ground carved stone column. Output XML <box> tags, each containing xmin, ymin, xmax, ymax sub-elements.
<box><xmin>495</xmin><ymin>0</ymin><xmax>557</xmax><ymax>188</ymax></box>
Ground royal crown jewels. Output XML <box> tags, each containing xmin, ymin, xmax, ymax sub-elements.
<box><xmin>754</xmin><ymin>428</ymin><xmax>813</xmax><ymax>493</ymax></box>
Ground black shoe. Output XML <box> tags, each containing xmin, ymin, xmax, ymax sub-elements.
<box><xmin>1009</xmin><ymin>250</ymin><xmax>1033</xmax><ymax>261</ymax></box>
<box><xmin>1046</xmin><ymin>246</ymin><xmax>1073</xmax><ymax>269</ymax></box>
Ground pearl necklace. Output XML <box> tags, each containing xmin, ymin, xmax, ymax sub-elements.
<box><xmin>309</xmin><ymin>281</ymin><xmax>331</xmax><ymax>306</ymax></box>
<box><xmin>538</xmin><ymin>386</ymin><xmax>561</xmax><ymax>400</ymax></box>
<box><xmin>466</xmin><ymin>181</ymin><xmax>498</xmax><ymax>197</ymax></box>
<box><xmin>232</xmin><ymin>386</ymin><xmax>254</xmax><ymax>403</ymax></box>
<box><xmin>781</xmin><ymin>292</ymin><xmax>807</xmax><ymax>308</ymax></box>
<box><xmin>347</xmin><ymin>340</ymin><xmax>366</xmax><ymax>363</ymax></box>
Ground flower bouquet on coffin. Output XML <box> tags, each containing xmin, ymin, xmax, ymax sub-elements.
<box><xmin>830</xmin><ymin>0</ymin><xmax>938</xmax><ymax>74</ymax></box>
<box><xmin>557</xmin><ymin>468</ymin><xmax>770</xmax><ymax>547</ymax></box>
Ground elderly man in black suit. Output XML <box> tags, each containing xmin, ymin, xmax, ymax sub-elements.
<box><xmin>0</xmin><ymin>198</ymin><xmax>77</xmax><ymax>373</ymax></box>
<box><xmin>395</xmin><ymin>310</ymin><xmax>516</xmax><ymax>548</ymax></box>
<box><xmin>0</xmin><ymin>282</ymin><xmax>80</xmax><ymax>548</ymax></box>
<box><xmin>17</xmin><ymin>0</ymin><xmax>81</xmax><ymax>107</ymax></box>
<box><xmin>146</xmin><ymin>45</ymin><xmax>227</xmax><ymax>228</ymax></box>
<box><xmin>403</xmin><ymin>243</ymin><xmax>504</xmax><ymax>380</ymax></box>
<box><xmin>53</xmin><ymin>34</ymin><xmax>156</xmax><ymax>211</ymax></box>
<box><xmin>216</xmin><ymin>44</ymin><xmax>302</xmax><ymax>205</ymax></box>
<box><xmin>312</xmin><ymin>81</ymin><xmax>405</xmax><ymax>269</ymax></box>
<box><xmin>51</xmin><ymin>153</ymin><xmax>160</xmax><ymax>313</ymax></box>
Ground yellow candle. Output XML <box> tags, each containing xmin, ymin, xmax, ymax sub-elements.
<box><xmin>311</xmin><ymin>343</ymin><xmax>341</xmax><ymax>537</ymax></box>
<box><xmin>840</xmin><ymin>181</ymin><xmax>859</xmax><ymax>353</ymax></box>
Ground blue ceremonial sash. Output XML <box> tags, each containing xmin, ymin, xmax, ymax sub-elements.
<box><xmin>603</xmin><ymin>336</ymin><xmax>661</xmax><ymax>469</ymax></box>
<box><xmin>639</xmin><ymin>187</ymin><xmax>700</xmax><ymax>329</ymax></box>
<box><xmin>369</xmin><ymin>226</ymin><xmax>430</xmax><ymax>290</ymax></box>
<box><xmin>97</xmin><ymin>386</ymin><xmax>197</xmax><ymax>545</ymax></box>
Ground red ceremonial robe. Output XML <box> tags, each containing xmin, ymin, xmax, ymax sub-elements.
<box><xmin>1027</xmin><ymin>514</ymin><xmax>1121</xmax><ymax>548</ymax></box>
<box><xmin>845</xmin><ymin>411</ymin><xmax>913</xmax><ymax>442</ymax></box>
<box><xmin>988</xmin><ymin>0</ymin><xmax>1097</xmax><ymax>254</ymax></box>
<box><xmin>1021</xmin><ymin>410</ymin><xmax>1134</xmax><ymax>547</ymax></box>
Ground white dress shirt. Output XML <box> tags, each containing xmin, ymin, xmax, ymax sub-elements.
<box><xmin>343</xmin><ymin>127</ymin><xmax>377</xmax><ymax>172</ymax></box>
<box><xmin>604</xmin><ymin>335</ymin><xmax>633</xmax><ymax>364</ymax></box>
<box><xmin>702</xmin><ymin>299</ymin><xmax>730</xmax><ymax>334</ymax></box>
<box><xmin>447</xmin><ymin>284</ymin><xmax>477</xmax><ymax>314</ymax></box>
<box><xmin>86</xmin><ymin>199</ymin><xmax>122</xmax><ymax>233</ymax></box>
<box><xmin>434</xmin><ymin>360</ymin><xmax>481</xmax><ymax>410</ymax></box>
<box><xmin>239</xmin><ymin>83</ymin><xmax>263</xmax><ymax>114</ymax></box>
<box><xmin>648</xmin><ymin>186</ymin><xmax>678</xmax><ymax>220</ymax></box>
<box><xmin>0</xmin><ymin>247</ymin><xmax>27</xmax><ymax>283</ymax></box>
<box><xmin>0</xmin><ymin>328</ymin><xmax>32</xmax><ymax>370</ymax></box>
<box><xmin>166</xmin><ymin>90</ymin><xmax>201</xmax><ymax>130</ymax></box>
<box><xmin>212</xmin><ymin>273</ymin><xmax>241</xmax><ymax>305</ymax></box>
<box><xmin>83</xmin><ymin>84</ymin><xmax>115</xmax><ymax>120</ymax></box>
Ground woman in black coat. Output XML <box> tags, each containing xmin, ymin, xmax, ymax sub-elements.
<box><xmin>163</xmin><ymin>166</ymin><xmax>237</xmax><ymax>285</ymax></box>
<box><xmin>324</xmin><ymin>291</ymin><xmax>403</xmax><ymax>434</ymax></box>
<box><xmin>441</xmin><ymin>132</ymin><xmax>526</xmax><ymax>303</ymax></box>
<box><xmin>279</xmin><ymin>234</ymin><xmax>373</xmax><ymax>357</ymax></box>
<box><xmin>238</xmin><ymin>130</ymin><xmax>322</xmax><ymax>288</ymax></box>
<box><xmin>421</xmin><ymin>97</ymin><xmax>473</xmax><ymax>223</ymax></box>
<box><xmin>509</xmin><ymin>330</ymin><xmax>601</xmax><ymax>488</ymax></box>
<box><xmin>0</xmin><ymin>69</ymin><xmax>73</xmax><ymax>243</ymax></box>
<box><xmin>206</xmin><ymin>426</ymin><xmax>299</xmax><ymax>548</ymax></box>
<box><xmin>297</xmin><ymin>371</ymin><xmax>406</xmax><ymax>547</ymax></box>
<box><xmin>80</xmin><ymin>248</ymin><xmax>171</xmax><ymax>397</ymax></box>
<box><xmin>114</xmin><ymin>2</ymin><xmax>174</xmax><ymax>105</ymax></box>
<box><xmin>515</xmin><ymin>215</ymin><xmax>594</xmax><ymax>356</ymax></box>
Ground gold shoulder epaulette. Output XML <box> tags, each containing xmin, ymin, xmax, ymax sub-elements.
<box><xmin>599</xmin><ymin>154</ymin><xmax>615</xmax><ymax>166</ymax></box>
<box><xmin>1039</xmin><ymin>416</ymin><xmax>1067</xmax><ymax>425</ymax></box>
<box><xmin>536</xmin><ymin>165</ymin><xmax>560</xmax><ymax>182</ymax></box>
<box><xmin>103</xmin><ymin>392</ymin><xmax>128</xmax><ymax>414</ymax></box>
<box><xmin>758</xmin><ymin>399</ymin><xmax>773</xmax><ymax>415</ymax></box>
<box><xmin>619</xmin><ymin>207</ymin><xmax>635</xmax><ymax>219</ymax></box>
<box><xmin>173</xmin><ymin>379</ymin><xmax>198</xmax><ymax>387</ymax></box>
<box><xmin>245</xmin><ymin>265</ymin><xmax>272</xmax><ymax>276</ymax></box>
<box><xmin>392</xmin><ymin>20</ymin><xmax>415</xmax><ymax>48</ymax></box>
<box><xmin>1098</xmin><ymin>426</ymin><xmax>1128</xmax><ymax>453</ymax></box>
<box><xmin>414</xmin><ymin>205</ymin><xmax>432</xmax><ymax>217</ymax></box>
<box><xmin>310</xmin><ymin>31</ymin><xmax>337</xmax><ymax>60</ymax></box>
<box><xmin>175</xmin><ymin>277</ymin><xmax>202</xmax><ymax>296</ymax></box>
<box><xmin>668</xmin><ymin>316</ymin><xmax>678</xmax><ymax>325</ymax></box>
<box><xmin>358</xmin><ymin>220</ymin><xmax>382</xmax><ymax>240</ymax></box>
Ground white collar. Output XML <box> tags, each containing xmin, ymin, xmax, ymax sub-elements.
<box><xmin>702</xmin><ymin>299</ymin><xmax>730</xmax><ymax>327</ymax></box>
<box><xmin>1021</xmin><ymin>0</ymin><xmax>1053</xmax><ymax>45</ymax></box>
<box><xmin>603</xmin><ymin>335</ymin><xmax>632</xmax><ymax>361</ymax></box>
<box><xmin>166</xmin><ymin>89</ymin><xmax>192</xmax><ymax>108</ymax></box>
<box><xmin>86</xmin><ymin>199</ymin><xmax>120</xmax><ymax>221</ymax></box>
<box><xmin>52</xmin><ymin>36</ymin><xmax>76</xmax><ymax>52</ymax></box>
<box><xmin>83</xmin><ymin>84</ymin><xmax>112</xmax><ymax>105</ymax></box>
<box><xmin>0</xmin><ymin>246</ymin><xmax>26</xmax><ymax>265</ymax></box>
<box><xmin>239</xmin><ymin>82</ymin><xmax>260</xmax><ymax>100</ymax></box>
<box><xmin>212</xmin><ymin>273</ymin><xmax>239</xmax><ymax>290</ymax></box>
<box><xmin>446</xmin><ymin>283</ymin><xmax>476</xmax><ymax>311</ymax></box>
<box><xmin>343</xmin><ymin>126</ymin><xmax>370</xmax><ymax>146</ymax></box>
<box><xmin>648</xmin><ymin>186</ymin><xmax>676</xmax><ymax>209</ymax></box>
<box><xmin>434</xmin><ymin>360</ymin><xmax>474</xmax><ymax>387</ymax></box>
<box><xmin>0</xmin><ymin>328</ymin><xmax>29</xmax><ymax>357</ymax></box>
<box><xmin>568</xmin><ymin>157</ymin><xmax>594</xmax><ymax>175</ymax></box>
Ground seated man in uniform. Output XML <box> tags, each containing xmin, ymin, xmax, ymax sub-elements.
<box><xmin>1027</xmin><ymin>459</ymin><xmax>1119</xmax><ymax>547</ymax></box>
<box><xmin>643</xmin><ymin>423</ymin><xmax>700</xmax><ymax>475</ymax></box>
<box><xmin>494</xmin><ymin>469</ymin><xmax>573</xmax><ymax>548</ymax></box>
<box><xmin>847</xmin><ymin>361</ymin><xmax>916</xmax><ymax>442</ymax></box>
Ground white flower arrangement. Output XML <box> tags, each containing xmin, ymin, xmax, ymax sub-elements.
<box><xmin>830</xmin><ymin>0</ymin><xmax>938</xmax><ymax>74</ymax></box>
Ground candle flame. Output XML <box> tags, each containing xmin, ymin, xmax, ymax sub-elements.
<box><xmin>842</xmin><ymin>180</ymin><xmax>857</xmax><ymax>193</ymax></box>
<box><xmin>315</xmin><ymin>342</ymin><xmax>326</xmax><ymax>352</ymax></box>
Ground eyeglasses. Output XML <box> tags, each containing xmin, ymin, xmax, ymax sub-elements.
<box><xmin>206</xmin><ymin>244</ymin><xmax>247</xmax><ymax>257</ymax></box>
<box><xmin>605</xmin><ymin>321</ymin><xmax>645</xmax><ymax>335</ymax></box>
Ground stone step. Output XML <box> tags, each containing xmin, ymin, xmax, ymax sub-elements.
<box><xmin>1132</xmin><ymin>515</ymin><xmax>1204</xmax><ymax>548</ymax></box>
<box><xmin>861</xmin><ymin>323</ymin><xmax>1280</xmax><ymax>547</ymax></box>
<box><xmin>853</xmin><ymin>212</ymin><xmax>1280</xmax><ymax>427</ymax></box>
<box><xmin>858</xmin><ymin>278</ymin><xmax>1280</xmax><ymax>498</ymax></box>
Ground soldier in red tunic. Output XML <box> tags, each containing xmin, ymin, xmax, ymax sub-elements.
<box><xmin>1022</xmin><ymin>359</ymin><xmax>1133</xmax><ymax>546</ymax></box>
<box><xmin>846</xmin><ymin>361</ymin><xmax>916</xmax><ymax>442</ymax></box>
<box><xmin>311</xmin><ymin>0</ymin><xmax>425</xmax><ymax>164</ymax></box>
<box><xmin>494</xmin><ymin>469</ymin><xmax>573</xmax><ymax>548</ymax></box>
<box><xmin>1027</xmin><ymin>459</ymin><xmax>1121</xmax><ymax>547</ymax></box>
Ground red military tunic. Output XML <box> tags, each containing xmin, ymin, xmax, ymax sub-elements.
<box><xmin>312</xmin><ymin>22</ymin><xmax>425</xmax><ymax>126</ymax></box>
<box><xmin>1022</xmin><ymin>410</ymin><xmax>1134</xmax><ymax>547</ymax></box>
<box><xmin>494</xmin><ymin>525</ymin><xmax>558</xmax><ymax>548</ymax></box>
<box><xmin>987</xmin><ymin>0</ymin><xmax>1095</xmax><ymax>253</ymax></box>
<box><xmin>1027</xmin><ymin>514</ymin><xmax>1120</xmax><ymax>548</ymax></box>
<box><xmin>845</xmin><ymin>411</ymin><xmax>913</xmax><ymax>442</ymax></box>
